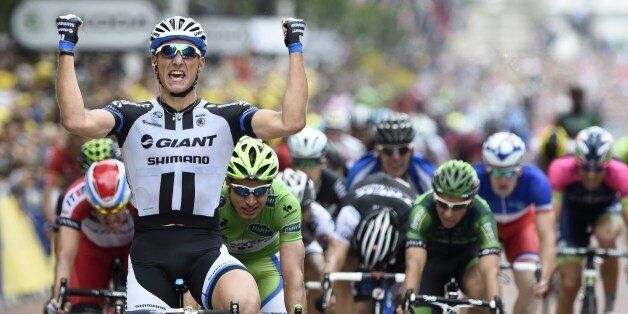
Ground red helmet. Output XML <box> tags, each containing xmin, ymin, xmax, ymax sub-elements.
<box><xmin>85</xmin><ymin>159</ymin><xmax>131</xmax><ymax>215</ymax></box>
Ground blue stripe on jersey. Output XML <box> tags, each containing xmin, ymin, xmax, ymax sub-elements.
<box><xmin>239</xmin><ymin>107</ymin><xmax>258</xmax><ymax>132</ymax></box>
<box><xmin>102</xmin><ymin>107</ymin><xmax>124</xmax><ymax>133</ymax></box>
<box><xmin>261</xmin><ymin>254</ymin><xmax>284</xmax><ymax>307</ymax></box>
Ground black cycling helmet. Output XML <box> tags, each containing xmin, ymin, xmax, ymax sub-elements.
<box><xmin>372</xmin><ymin>112</ymin><xmax>415</xmax><ymax>145</ymax></box>
<box><xmin>353</xmin><ymin>206</ymin><xmax>401</xmax><ymax>270</ymax></box>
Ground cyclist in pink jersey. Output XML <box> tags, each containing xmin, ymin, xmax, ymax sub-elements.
<box><xmin>549</xmin><ymin>126</ymin><xmax>628</xmax><ymax>314</ymax></box>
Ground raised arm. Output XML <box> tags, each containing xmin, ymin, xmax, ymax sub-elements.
<box><xmin>55</xmin><ymin>14</ymin><xmax>115</xmax><ymax>138</ymax></box>
<box><xmin>252</xmin><ymin>18</ymin><xmax>307</xmax><ymax>140</ymax></box>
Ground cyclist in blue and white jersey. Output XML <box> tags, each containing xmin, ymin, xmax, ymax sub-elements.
<box><xmin>474</xmin><ymin>132</ymin><xmax>556</xmax><ymax>314</ymax></box>
<box><xmin>55</xmin><ymin>14</ymin><xmax>307</xmax><ymax>313</ymax></box>
<box><xmin>347</xmin><ymin>112</ymin><xmax>434</xmax><ymax>195</ymax></box>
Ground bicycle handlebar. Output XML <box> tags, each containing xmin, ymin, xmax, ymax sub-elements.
<box><xmin>325</xmin><ymin>271</ymin><xmax>406</xmax><ymax>283</ymax></box>
<box><xmin>403</xmin><ymin>289</ymin><xmax>503</xmax><ymax>313</ymax></box>
<box><xmin>63</xmin><ymin>288</ymin><xmax>126</xmax><ymax>299</ymax></box>
<box><xmin>320</xmin><ymin>272</ymin><xmax>405</xmax><ymax>310</ymax></box>
<box><xmin>557</xmin><ymin>247</ymin><xmax>628</xmax><ymax>258</ymax></box>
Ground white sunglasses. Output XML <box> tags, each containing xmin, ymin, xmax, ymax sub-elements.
<box><xmin>433</xmin><ymin>193</ymin><xmax>472</xmax><ymax>211</ymax></box>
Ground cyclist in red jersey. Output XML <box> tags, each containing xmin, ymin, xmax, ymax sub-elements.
<box><xmin>549</xmin><ymin>126</ymin><xmax>628</xmax><ymax>314</ymax></box>
<box><xmin>43</xmin><ymin>133</ymin><xmax>84</xmax><ymax>229</ymax></box>
<box><xmin>47</xmin><ymin>159</ymin><xmax>133</xmax><ymax>314</ymax></box>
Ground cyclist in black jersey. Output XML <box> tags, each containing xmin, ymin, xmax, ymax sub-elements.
<box><xmin>55</xmin><ymin>14</ymin><xmax>307</xmax><ymax>313</ymax></box>
<box><xmin>288</xmin><ymin>127</ymin><xmax>347</xmax><ymax>217</ymax></box>
<box><xmin>324</xmin><ymin>172</ymin><xmax>417</xmax><ymax>313</ymax></box>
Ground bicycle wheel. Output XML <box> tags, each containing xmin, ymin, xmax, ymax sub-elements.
<box><xmin>580</xmin><ymin>287</ymin><xmax>597</xmax><ymax>314</ymax></box>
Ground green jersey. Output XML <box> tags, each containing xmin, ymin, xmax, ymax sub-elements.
<box><xmin>218</xmin><ymin>179</ymin><xmax>302</xmax><ymax>262</ymax></box>
<box><xmin>406</xmin><ymin>191</ymin><xmax>501</xmax><ymax>256</ymax></box>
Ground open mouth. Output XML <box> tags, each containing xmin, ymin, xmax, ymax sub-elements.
<box><xmin>168</xmin><ymin>70</ymin><xmax>186</xmax><ymax>82</ymax></box>
<box><xmin>241</xmin><ymin>206</ymin><xmax>259</xmax><ymax>216</ymax></box>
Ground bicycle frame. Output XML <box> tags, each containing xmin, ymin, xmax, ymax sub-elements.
<box><xmin>557</xmin><ymin>246</ymin><xmax>628</xmax><ymax>314</ymax></box>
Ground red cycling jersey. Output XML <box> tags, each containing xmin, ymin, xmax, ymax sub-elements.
<box><xmin>57</xmin><ymin>177</ymin><xmax>134</xmax><ymax>306</ymax></box>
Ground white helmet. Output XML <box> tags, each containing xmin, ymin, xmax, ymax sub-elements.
<box><xmin>277</xmin><ymin>168</ymin><xmax>316</xmax><ymax>205</ymax></box>
<box><xmin>287</xmin><ymin>127</ymin><xmax>328</xmax><ymax>159</ymax></box>
<box><xmin>482</xmin><ymin>132</ymin><xmax>526</xmax><ymax>167</ymax></box>
<box><xmin>150</xmin><ymin>16</ymin><xmax>207</xmax><ymax>56</ymax></box>
<box><xmin>353</xmin><ymin>206</ymin><xmax>400</xmax><ymax>270</ymax></box>
<box><xmin>351</xmin><ymin>105</ymin><xmax>373</xmax><ymax>131</ymax></box>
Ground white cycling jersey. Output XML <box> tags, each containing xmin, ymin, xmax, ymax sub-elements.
<box><xmin>308</xmin><ymin>201</ymin><xmax>335</xmax><ymax>242</ymax></box>
<box><xmin>103</xmin><ymin>98</ymin><xmax>258</xmax><ymax>230</ymax></box>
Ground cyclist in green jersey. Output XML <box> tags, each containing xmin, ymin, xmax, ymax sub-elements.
<box><xmin>400</xmin><ymin>160</ymin><xmax>502</xmax><ymax>313</ymax></box>
<box><xmin>218</xmin><ymin>136</ymin><xmax>306</xmax><ymax>313</ymax></box>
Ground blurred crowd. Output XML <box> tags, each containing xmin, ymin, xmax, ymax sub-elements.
<box><xmin>1</xmin><ymin>9</ymin><xmax>628</xmax><ymax>259</ymax></box>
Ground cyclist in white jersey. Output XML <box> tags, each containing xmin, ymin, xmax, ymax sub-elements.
<box><xmin>55</xmin><ymin>14</ymin><xmax>307</xmax><ymax>313</ymax></box>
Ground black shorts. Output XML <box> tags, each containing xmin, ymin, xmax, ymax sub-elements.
<box><xmin>125</xmin><ymin>227</ymin><xmax>246</xmax><ymax>311</ymax></box>
<box><xmin>419</xmin><ymin>246</ymin><xmax>476</xmax><ymax>297</ymax></box>
<box><xmin>558</xmin><ymin>201</ymin><xmax>621</xmax><ymax>248</ymax></box>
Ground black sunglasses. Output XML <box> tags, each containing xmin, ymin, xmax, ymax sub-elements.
<box><xmin>378</xmin><ymin>145</ymin><xmax>412</xmax><ymax>156</ymax></box>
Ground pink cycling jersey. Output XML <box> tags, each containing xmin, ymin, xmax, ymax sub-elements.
<box><xmin>549</xmin><ymin>157</ymin><xmax>628</xmax><ymax>196</ymax></box>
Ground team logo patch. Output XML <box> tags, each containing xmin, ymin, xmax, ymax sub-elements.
<box><xmin>281</xmin><ymin>222</ymin><xmax>301</xmax><ymax>233</ymax></box>
<box><xmin>141</xmin><ymin>134</ymin><xmax>154</xmax><ymax>149</ymax></box>
<box><xmin>152</xmin><ymin>111</ymin><xmax>163</xmax><ymax>119</ymax></box>
<box><xmin>248</xmin><ymin>224</ymin><xmax>274</xmax><ymax>237</ymax></box>
<box><xmin>196</xmin><ymin>118</ymin><xmax>205</xmax><ymax>127</ymax></box>
<box><xmin>142</xmin><ymin>120</ymin><xmax>162</xmax><ymax>128</ymax></box>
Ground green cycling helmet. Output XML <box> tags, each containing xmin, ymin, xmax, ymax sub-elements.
<box><xmin>432</xmin><ymin>160</ymin><xmax>479</xmax><ymax>199</ymax></box>
<box><xmin>227</xmin><ymin>136</ymin><xmax>279</xmax><ymax>180</ymax></box>
<box><xmin>78</xmin><ymin>138</ymin><xmax>121</xmax><ymax>171</ymax></box>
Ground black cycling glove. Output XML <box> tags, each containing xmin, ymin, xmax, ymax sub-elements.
<box><xmin>282</xmin><ymin>18</ymin><xmax>305</xmax><ymax>54</ymax></box>
<box><xmin>56</xmin><ymin>14</ymin><xmax>83</xmax><ymax>53</ymax></box>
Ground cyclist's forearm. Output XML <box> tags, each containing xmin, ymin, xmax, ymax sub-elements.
<box><xmin>280</xmin><ymin>53</ymin><xmax>307</xmax><ymax>133</ymax></box>
<box><xmin>283</xmin><ymin>269</ymin><xmax>306</xmax><ymax>313</ymax></box>
<box><xmin>56</xmin><ymin>55</ymin><xmax>87</xmax><ymax>132</ymax></box>
<box><xmin>322</xmin><ymin>238</ymin><xmax>348</xmax><ymax>279</ymax></box>
<box><xmin>53</xmin><ymin>257</ymin><xmax>73</xmax><ymax>299</ymax></box>
<box><xmin>537</xmin><ymin>212</ymin><xmax>556</xmax><ymax>281</ymax></box>
<box><xmin>403</xmin><ymin>248</ymin><xmax>426</xmax><ymax>293</ymax></box>
<box><xmin>478</xmin><ymin>254</ymin><xmax>500</xmax><ymax>299</ymax></box>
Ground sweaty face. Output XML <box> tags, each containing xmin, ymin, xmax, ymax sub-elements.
<box><xmin>151</xmin><ymin>40</ymin><xmax>205</xmax><ymax>94</ymax></box>
<box><xmin>577</xmin><ymin>166</ymin><xmax>607</xmax><ymax>191</ymax></box>
<box><xmin>377</xmin><ymin>145</ymin><xmax>412</xmax><ymax>178</ymax></box>
<box><xmin>486</xmin><ymin>166</ymin><xmax>521</xmax><ymax>197</ymax></box>
<box><xmin>229</xmin><ymin>178</ymin><xmax>271</xmax><ymax>219</ymax></box>
<box><xmin>434</xmin><ymin>194</ymin><xmax>470</xmax><ymax>229</ymax></box>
